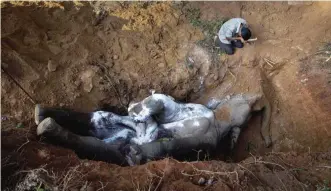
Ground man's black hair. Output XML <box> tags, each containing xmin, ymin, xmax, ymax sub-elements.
<box><xmin>241</xmin><ymin>27</ymin><xmax>251</xmax><ymax>41</ymax></box>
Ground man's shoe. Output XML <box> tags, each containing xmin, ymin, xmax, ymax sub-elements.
<box><xmin>213</xmin><ymin>35</ymin><xmax>221</xmax><ymax>48</ymax></box>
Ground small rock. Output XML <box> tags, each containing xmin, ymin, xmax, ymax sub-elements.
<box><xmin>300</xmin><ymin>78</ymin><xmax>308</xmax><ymax>83</ymax></box>
<box><xmin>73</xmin><ymin>93</ymin><xmax>81</xmax><ymax>99</ymax></box>
<box><xmin>198</xmin><ymin>177</ymin><xmax>206</xmax><ymax>185</ymax></box>
<box><xmin>80</xmin><ymin>70</ymin><xmax>95</xmax><ymax>93</ymax></box>
<box><xmin>62</xmin><ymin>44</ymin><xmax>70</xmax><ymax>49</ymax></box>
<box><xmin>47</xmin><ymin>60</ymin><xmax>57</xmax><ymax>72</ymax></box>
<box><xmin>74</xmin><ymin>80</ymin><xmax>81</xmax><ymax>87</ymax></box>
<box><xmin>48</xmin><ymin>44</ymin><xmax>62</xmax><ymax>55</ymax></box>
<box><xmin>14</xmin><ymin>111</ymin><xmax>23</xmax><ymax>119</ymax></box>
<box><xmin>59</xmin><ymin>103</ymin><xmax>65</xmax><ymax>107</ymax></box>
<box><xmin>158</xmin><ymin>62</ymin><xmax>165</xmax><ymax>68</ymax></box>
<box><xmin>99</xmin><ymin>86</ymin><xmax>105</xmax><ymax>91</ymax></box>
<box><xmin>113</xmin><ymin>55</ymin><xmax>119</xmax><ymax>60</ymax></box>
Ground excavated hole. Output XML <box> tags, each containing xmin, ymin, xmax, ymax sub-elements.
<box><xmin>1</xmin><ymin>1</ymin><xmax>267</xmax><ymax>171</ymax></box>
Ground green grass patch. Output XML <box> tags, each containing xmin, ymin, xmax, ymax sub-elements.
<box><xmin>185</xmin><ymin>8</ymin><xmax>226</xmax><ymax>38</ymax></box>
<box><xmin>316</xmin><ymin>42</ymin><xmax>331</xmax><ymax>70</ymax></box>
<box><xmin>184</xmin><ymin>7</ymin><xmax>228</xmax><ymax>57</ymax></box>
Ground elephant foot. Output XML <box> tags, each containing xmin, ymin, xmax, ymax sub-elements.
<box><xmin>123</xmin><ymin>144</ymin><xmax>143</xmax><ymax>166</ymax></box>
<box><xmin>37</xmin><ymin>117</ymin><xmax>62</xmax><ymax>136</ymax></box>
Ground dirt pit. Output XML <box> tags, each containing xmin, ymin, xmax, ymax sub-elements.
<box><xmin>1</xmin><ymin>1</ymin><xmax>331</xmax><ymax>190</ymax></box>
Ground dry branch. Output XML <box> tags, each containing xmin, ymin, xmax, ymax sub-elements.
<box><xmin>1</xmin><ymin>67</ymin><xmax>36</xmax><ymax>104</ymax></box>
<box><xmin>247</xmin><ymin>38</ymin><xmax>258</xmax><ymax>42</ymax></box>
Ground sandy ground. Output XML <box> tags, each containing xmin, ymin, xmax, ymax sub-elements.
<box><xmin>1</xmin><ymin>1</ymin><xmax>331</xmax><ymax>190</ymax></box>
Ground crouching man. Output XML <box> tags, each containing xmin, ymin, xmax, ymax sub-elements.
<box><xmin>215</xmin><ymin>18</ymin><xmax>252</xmax><ymax>55</ymax></box>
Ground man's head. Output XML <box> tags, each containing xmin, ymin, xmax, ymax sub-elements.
<box><xmin>240</xmin><ymin>27</ymin><xmax>251</xmax><ymax>41</ymax></box>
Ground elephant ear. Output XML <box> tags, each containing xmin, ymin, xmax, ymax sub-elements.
<box><xmin>128</xmin><ymin>102</ymin><xmax>143</xmax><ymax>116</ymax></box>
<box><xmin>144</xmin><ymin>97</ymin><xmax>164</xmax><ymax>114</ymax></box>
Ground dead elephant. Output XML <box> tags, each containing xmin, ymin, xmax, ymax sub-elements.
<box><xmin>35</xmin><ymin>92</ymin><xmax>272</xmax><ymax>166</ymax></box>
<box><xmin>125</xmin><ymin>93</ymin><xmax>272</xmax><ymax>165</ymax></box>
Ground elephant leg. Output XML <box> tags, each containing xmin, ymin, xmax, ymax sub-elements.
<box><xmin>230</xmin><ymin>126</ymin><xmax>241</xmax><ymax>150</ymax></box>
<box><xmin>90</xmin><ymin>111</ymin><xmax>141</xmax><ymax>135</ymax></box>
<box><xmin>124</xmin><ymin>127</ymin><xmax>223</xmax><ymax>166</ymax></box>
<box><xmin>130</xmin><ymin>119</ymin><xmax>159</xmax><ymax>145</ymax></box>
<box><xmin>254</xmin><ymin>97</ymin><xmax>272</xmax><ymax>148</ymax></box>
<box><xmin>35</xmin><ymin>104</ymin><xmax>93</xmax><ymax>136</ymax></box>
<box><xmin>35</xmin><ymin>105</ymin><xmax>140</xmax><ymax>140</ymax></box>
<box><xmin>37</xmin><ymin>117</ymin><xmax>128</xmax><ymax>166</ymax></box>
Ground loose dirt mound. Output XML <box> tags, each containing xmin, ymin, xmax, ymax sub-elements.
<box><xmin>1</xmin><ymin>1</ymin><xmax>331</xmax><ymax>190</ymax></box>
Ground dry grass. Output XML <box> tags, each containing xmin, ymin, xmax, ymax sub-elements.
<box><xmin>15</xmin><ymin>164</ymin><xmax>88</xmax><ymax>191</ymax></box>
<box><xmin>316</xmin><ymin>42</ymin><xmax>331</xmax><ymax>64</ymax></box>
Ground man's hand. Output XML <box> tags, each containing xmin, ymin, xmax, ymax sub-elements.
<box><xmin>226</xmin><ymin>37</ymin><xmax>245</xmax><ymax>43</ymax></box>
<box><xmin>239</xmin><ymin>37</ymin><xmax>246</xmax><ymax>43</ymax></box>
<box><xmin>234</xmin><ymin>36</ymin><xmax>246</xmax><ymax>43</ymax></box>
